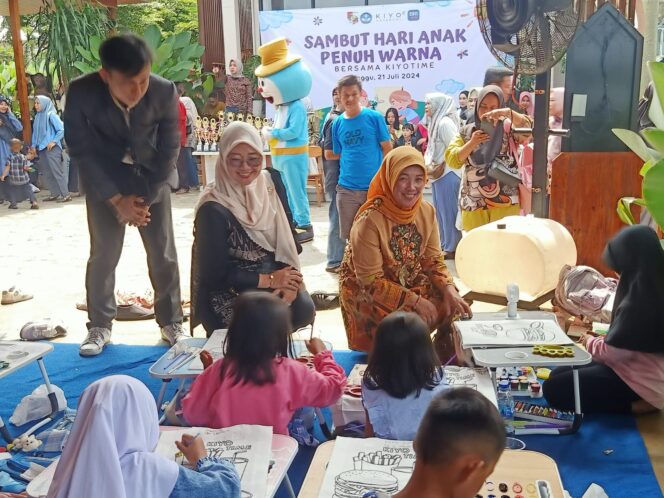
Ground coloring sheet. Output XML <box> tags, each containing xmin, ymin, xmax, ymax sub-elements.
<box><xmin>456</xmin><ymin>319</ymin><xmax>573</xmax><ymax>348</ymax></box>
<box><xmin>155</xmin><ymin>424</ymin><xmax>272</xmax><ymax>498</ymax></box>
<box><xmin>189</xmin><ymin>329</ymin><xmax>228</xmax><ymax>371</ymax></box>
<box><xmin>444</xmin><ymin>366</ymin><xmax>498</xmax><ymax>407</ymax></box>
<box><xmin>321</xmin><ymin>437</ymin><xmax>415</xmax><ymax>498</ymax></box>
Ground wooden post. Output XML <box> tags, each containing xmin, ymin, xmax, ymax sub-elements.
<box><xmin>8</xmin><ymin>0</ymin><xmax>31</xmax><ymax>144</ymax></box>
<box><xmin>585</xmin><ymin>0</ymin><xmax>595</xmax><ymax>20</ymax></box>
<box><xmin>627</xmin><ymin>0</ymin><xmax>637</xmax><ymax>24</ymax></box>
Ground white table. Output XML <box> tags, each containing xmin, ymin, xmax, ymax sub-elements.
<box><xmin>0</xmin><ymin>341</ymin><xmax>58</xmax><ymax>443</ymax></box>
<box><xmin>26</xmin><ymin>433</ymin><xmax>299</xmax><ymax>498</ymax></box>
<box><xmin>297</xmin><ymin>442</ymin><xmax>565</xmax><ymax>498</ymax></box>
<box><xmin>455</xmin><ymin>312</ymin><xmax>592</xmax><ymax>434</ymax></box>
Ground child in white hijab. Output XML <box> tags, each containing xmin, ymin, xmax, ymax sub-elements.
<box><xmin>47</xmin><ymin>376</ymin><xmax>240</xmax><ymax>498</ymax></box>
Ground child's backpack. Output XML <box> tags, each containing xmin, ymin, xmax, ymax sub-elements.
<box><xmin>554</xmin><ymin>265</ymin><xmax>618</xmax><ymax>323</ymax></box>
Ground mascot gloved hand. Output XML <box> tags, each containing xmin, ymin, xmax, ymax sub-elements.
<box><xmin>255</xmin><ymin>38</ymin><xmax>314</xmax><ymax>244</ymax></box>
<box><xmin>261</xmin><ymin>126</ymin><xmax>274</xmax><ymax>142</ymax></box>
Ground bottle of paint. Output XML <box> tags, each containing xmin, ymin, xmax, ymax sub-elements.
<box><xmin>506</xmin><ymin>283</ymin><xmax>519</xmax><ymax>319</ymax></box>
<box><xmin>497</xmin><ymin>380</ymin><xmax>515</xmax><ymax>437</ymax></box>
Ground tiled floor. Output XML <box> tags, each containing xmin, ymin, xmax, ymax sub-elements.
<box><xmin>1</xmin><ymin>193</ymin><xmax>662</xmax><ymax>493</ymax></box>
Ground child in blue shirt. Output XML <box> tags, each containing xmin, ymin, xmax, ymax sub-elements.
<box><xmin>0</xmin><ymin>138</ymin><xmax>38</xmax><ymax>209</ymax></box>
<box><xmin>362</xmin><ymin>312</ymin><xmax>448</xmax><ymax>440</ymax></box>
<box><xmin>363</xmin><ymin>388</ymin><xmax>506</xmax><ymax>498</ymax></box>
<box><xmin>328</xmin><ymin>75</ymin><xmax>392</xmax><ymax>240</ymax></box>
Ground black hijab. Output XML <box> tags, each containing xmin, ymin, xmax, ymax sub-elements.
<box><xmin>602</xmin><ymin>225</ymin><xmax>664</xmax><ymax>353</ymax></box>
<box><xmin>460</xmin><ymin>85</ymin><xmax>505</xmax><ymax>167</ymax></box>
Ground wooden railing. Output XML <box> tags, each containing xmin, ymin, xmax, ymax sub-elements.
<box><xmin>584</xmin><ymin>0</ymin><xmax>636</xmax><ymax>24</ymax></box>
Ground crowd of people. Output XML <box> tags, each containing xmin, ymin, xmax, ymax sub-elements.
<box><xmin>2</xmin><ymin>29</ymin><xmax>661</xmax><ymax>498</ymax></box>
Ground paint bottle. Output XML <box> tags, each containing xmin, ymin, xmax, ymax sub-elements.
<box><xmin>506</xmin><ymin>283</ymin><xmax>519</xmax><ymax>319</ymax></box>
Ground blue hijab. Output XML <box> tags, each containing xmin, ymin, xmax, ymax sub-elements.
<box><xmin>0</xmin><ymin>95</ymin><xmax>22</xmax><ymax>168</ymax></box>
<box><xmin>32</xmin><ymin>95</ymin><xmax>63</xmax><ymax>151</ymax></box>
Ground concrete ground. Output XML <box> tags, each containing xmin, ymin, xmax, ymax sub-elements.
<box><xmin>0</xmin><ymin>193</ymin><xmax>662</xmax><ymax>491</ymax></box>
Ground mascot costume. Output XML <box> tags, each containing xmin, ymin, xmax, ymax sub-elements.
<box><xmin>255</xmin><ymin>38</ymin><xmax>314</xmax><ymax>243</ymax></box>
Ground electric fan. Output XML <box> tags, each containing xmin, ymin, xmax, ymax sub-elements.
<box><xmin>475</xmin><ymin>0</ymin><xmax>582</xmax><ymax>217</ymax></box>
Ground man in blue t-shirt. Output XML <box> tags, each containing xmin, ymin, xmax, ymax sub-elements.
<box><xmin>326</xmin><ymin>75</ymin><xmax>392</xmax><ymax>240</ymax></box>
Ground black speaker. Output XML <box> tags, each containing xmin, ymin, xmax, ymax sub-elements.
<box><xmin>562</xmin><ymin>3</ymin><xmax>643</xmax><ymax>152</ymax></box>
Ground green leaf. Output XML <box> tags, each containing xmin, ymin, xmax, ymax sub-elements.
<box><xmin>73</xmin><ymin>61</ymin><xmax>98</xmax><ymax>74</ymax></box>
<box><xmin>89</xmin><ymin>36</ymin><xmax>102</xmax><ymax>57</ymax></box>
<box><xmin>75</xmin><ymin>46</ymin><xmax>92</xmax><ymax>60</ymax></box>
<box><xmin>641</xmin><ymin>128</ymin><xmax>664</xmax><ymax>156</ymax></box>
<box><xmin>643</xmin><ymin>159</ymin><xmax>664</xmax><ymax>228</ymax></box>
<box><xmin>171</xmin><ymin>31</ymin><xmax>191</xmax><ymax>50</ymax></box>
<box><xmin>613</xmin><ymin>128</ymin><xmax>655</xmax><ymax>162</ymax></box>
<box><xmin>143</xmin><ymin>25</ymin><xmax>162</xmax><ymax>52</ymax></box>
<box><xmin>616</xmin><ymin>197</ymin><xmax>645</xmax><ymax>225</ymax></box>
<box><xmin>641</xmin><ymin>159</ymin><xmax>657</xmax><ymax>177</ymax></box>
<box><xmin>649</xmin><ymin>61</ymin><xmax>664</xmax><ymax>119</ymax></box>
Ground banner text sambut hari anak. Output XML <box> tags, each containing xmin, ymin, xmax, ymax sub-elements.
<box><xmin>259</xmin><ymin>1</ymin><xmax>499</xmax><ymax>114</ymax></box>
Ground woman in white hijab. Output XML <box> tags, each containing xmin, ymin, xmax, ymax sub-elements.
<box><xmin>423</xmin><ymin>93</ymin><xmax>462</xmax><ymax>257</ymax></box>
<box><xmin>47</xmin><ymin>375</ymin><xmax>240</xmax><ymax>498</ymax></box>
<box><xmin>224</xmin><ymin>57</ymin><xmax>253</xmax><ymax>114</ymax></box>
<box><xmin>191</xmin><ymin>122</ymin><xmax>314</xmax><ymax>336</ymax></box>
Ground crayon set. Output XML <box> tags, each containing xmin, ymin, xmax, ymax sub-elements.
<box><xmin>514</xmin><ymin>400</ymin><xmax>574</xmax><ymax>426</ymax></box>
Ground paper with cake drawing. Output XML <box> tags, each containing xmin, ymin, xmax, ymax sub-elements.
<box><xmin>456</xmin><ymin>318</ymin><xmax>573</xmax><ymax>347</ymax></box>
<box><xmin>444</xmin><ymin>366</ymin><xmax>498</xmax><ymax>407</ymax></box>
<box><xmin>155</xmin><ymin>424</ymin><xmax>271</xmax><ymax>498</ymax></box>
<box><xmin>188</xmin><ymin>329</ymin><xmax>228</xmax><ymax>371</ymax></box>
<box><xmin>320</xmin><ymin>437</ymin><xmax>415</xmax><ymax>498</ymax></box>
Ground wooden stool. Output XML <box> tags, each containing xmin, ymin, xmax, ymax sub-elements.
<box><xmin>307</xmin><ymin>145</ymin><xmax>325</xmax><ymax>207</ymax></box>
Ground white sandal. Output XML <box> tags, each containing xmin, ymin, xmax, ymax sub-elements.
<box><xmin>1</xmin><ymin>286</ymin><xmax>33</xmax><ymax>305</ymax></box>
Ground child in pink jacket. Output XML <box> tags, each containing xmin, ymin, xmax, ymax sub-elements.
<box><xmin>182</xmin><ymin>292</ymin><xmax>346</xmax><ymax>434</ymax></box>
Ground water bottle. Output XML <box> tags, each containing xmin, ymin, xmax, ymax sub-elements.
<box><xmin>497</xmin><ymin>380</ymin><xmax>516</xmax><ymax>437</ymax></box>
<box><xmin>506</xmin><ymin>282</ymin><xmax>519</xmax><ymax>319</ymax></box>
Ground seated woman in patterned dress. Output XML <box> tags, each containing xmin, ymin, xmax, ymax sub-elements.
<box><xmin>190</xmin><ymin>122</ymin><xmax>314</xmax><ymax>336</ymax></box>
<box><xmin>338</xmin><ymin>147</ymin><xmax>472</xmax><ymax>353</ymax></box>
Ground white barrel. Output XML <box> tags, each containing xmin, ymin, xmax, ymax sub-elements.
<box><xmin>456</xmin><ymin>216</ymin><xmax>577</xmax><ymax>301</ymax></box>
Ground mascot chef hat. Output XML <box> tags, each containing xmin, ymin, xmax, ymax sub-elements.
<box><xmin>255</xmin><ymin>37</ymin><xmax>312</xmax><ymax>106</ymax></box>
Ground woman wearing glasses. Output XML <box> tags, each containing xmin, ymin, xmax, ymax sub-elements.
<box><xmin>190</xmin><ymin>122</ymin><xmax>314</xmax><ymax>336</ymax></box>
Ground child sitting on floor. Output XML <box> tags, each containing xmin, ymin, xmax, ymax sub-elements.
<box><xmin>362</xmin><ymin>312</ymin><xmax>449</xmax><ymax>440</ymax></box>
<box><xmin>0</xmin><ymin>138</ymin><xmax>38</xmax><ymax>210</ymax></box>
<box><xmin>364</xmin><ymin>388</ymin><xmax>505</xmax><ymax>498</ymax></box>
<box><xmin>47</xmin><ymin>375</ymin><xmax>241</xmax><ymax>498</ymax></box>
<box><xmin>544</xmin><ymin>225</ymin><xmax>664</xmax><ymax>414</ymax></box>
<box><xmin>182</xmin><ymin>291</ymin><xmax>346</xmax><ymax>434</ymax></box>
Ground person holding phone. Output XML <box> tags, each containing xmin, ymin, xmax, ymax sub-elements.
<box><xmin>444</xmin><ymin>85</ymin><xmax>532</xmax><ymax>231</ymax></box>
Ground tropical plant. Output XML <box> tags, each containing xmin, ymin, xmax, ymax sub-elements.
<box><xmin>74</xmin><ymin>25</ymin><xmax>205</xmax><ymax>83</ymax></box>
<box><xmin>243</xmin><ymin>54</ymin><xmax>262</xmax><ymax>99</ymax></box>
<box><xmin>613</xmin><ymin>60</ymin><xmax>664</xmax><ymax>229</ymax></box>
<box><xmin>37</xmin><ymin>0</ymin><xmax>112</xmax><ymax>85</ymax></box>
<box><xmin>0</xmin><ymin>63</ymin><xmax>19</xmax><ymax>114</ymax></box>
<box><xmin>116</xmin><ymin>0</ymin><xmax>199</xmax><ymax>42</ymax></box>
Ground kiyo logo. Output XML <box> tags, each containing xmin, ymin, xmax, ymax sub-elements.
<box><xmin>360</xmin><ymin>12</ymin><xmax>372</xmax><ymax>24</ymax></box>
<box><xmin>374</xmin><ymin>10</ymin><xmax>406</xmax><ymax>22</ymax></box>
<box><xmin>408</xmin><ymin>9</ymin><xmax>420</xmax><ymax>21</ymax></box>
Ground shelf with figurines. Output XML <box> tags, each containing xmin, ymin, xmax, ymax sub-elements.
<box><xmin>195</xmin><ymin>111</ymin><xmax>274</xmax><ymax>153</ymax></box>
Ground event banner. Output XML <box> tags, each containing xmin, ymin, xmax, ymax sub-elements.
<box><xmin>259</xmin><ymin>1</ymin><xmax>499</xmax><ymax>115</ymax></box>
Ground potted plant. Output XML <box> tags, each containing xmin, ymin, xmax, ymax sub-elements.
<box><xmin>613</xmin><ymin>60</ymin><xmax>664</xmax><ymax>231</ymax></box>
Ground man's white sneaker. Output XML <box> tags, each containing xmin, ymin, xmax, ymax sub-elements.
<box><xmin>79</xmin><ymin>327</ymin><xmax>111</xmax><ymax>356</ymax></box>
<box><xmin>160</xmin><ymin>322</ymin><xmax>188</xmax><ymax>346</ymax></box>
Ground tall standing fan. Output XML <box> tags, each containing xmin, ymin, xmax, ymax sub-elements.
<box><xmin>476</xmin><ymin>0</ymin><xmax>581</xmax><ymax>217</ymax></box>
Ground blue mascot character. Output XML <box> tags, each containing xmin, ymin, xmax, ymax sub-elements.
<box><xmin>256</xmin><ymin>37</ymin><xmax>314</xmax><ymax>243</ymax></box>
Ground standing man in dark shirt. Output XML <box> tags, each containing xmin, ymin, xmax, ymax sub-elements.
<box><xmin>64</xmin><ymin>34</ymin><xmax>185</xmax><ymax>356</ymax></box>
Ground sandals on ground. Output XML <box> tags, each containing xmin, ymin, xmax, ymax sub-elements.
<box><xmin>311</xmin><ymin>291</ymin><xmax>340</xmax><ymax>311</ymax></box>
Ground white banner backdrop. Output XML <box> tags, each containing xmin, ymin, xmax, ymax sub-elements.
<box><xmin>258</xmin><ymin>1</ymin><xmax>499</xmax><ymax>115</ymax></box>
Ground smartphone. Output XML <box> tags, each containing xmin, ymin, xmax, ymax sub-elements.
<box><xmin>479</xmin><ymin>119</ymin><xmax>495</xmax><ymax>135</ymax></box>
